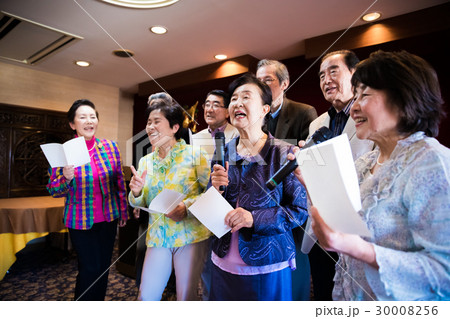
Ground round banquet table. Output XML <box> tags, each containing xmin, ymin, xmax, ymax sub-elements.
<box><xmin>0</xmin><ymin>196</ymin><xmax>66</xmax><ymax>280</ymax></box>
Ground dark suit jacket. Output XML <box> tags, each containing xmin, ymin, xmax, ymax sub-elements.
<box><xmin>268</xmin><ymin>98</ymin><xmax>318</xmax><ymax>143</ymax></box>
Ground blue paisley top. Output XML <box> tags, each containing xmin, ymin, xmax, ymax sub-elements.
<box><xmin>210</xmin><ymin>135</ymin><xmax>308</xmax><ymax>266</ymax></box>
<box><xmin>333</xmin><ymin>132</ymin><xmax>450</xmax><ymax>301</ymax></box>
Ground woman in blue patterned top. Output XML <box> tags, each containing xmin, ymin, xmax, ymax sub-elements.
<box><xmin>295</xmin><ymin>50</ymin><xmax>450</xmax><ymax>300</ymax></box>
<box><xmin>209</xmin><ymin>73</ymin><xmax>308</xmax><ymax>300</ymax></box>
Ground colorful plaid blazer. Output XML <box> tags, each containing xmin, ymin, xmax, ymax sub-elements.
<box><xmin>47</xmin><ymin>138</ymin><xmax>128</xmax><ymax>230</ymax></box>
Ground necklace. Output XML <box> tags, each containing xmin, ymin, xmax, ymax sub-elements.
<box><xmin>376</xmin><ymin>154</ymin><xmax>385</xmax><ymax>166</ymax></box>
<box><xmin>88</xmin><ymin>143</ymin><xmax>96</xmax><ymax>152</ymax></box>
<box><xmin>88</xmin><ymin>142</ymin><xmax>96</xmax><ymax>158</ymax></box>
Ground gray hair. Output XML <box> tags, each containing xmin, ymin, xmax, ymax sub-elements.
<box><xmin>257</xmin><ymin>59</ymin><xmax>290</xmax><ymax>84</ymax></box>
<box><xmin>147</xmin><ymin>92</ymin><xmax>173</xmax><ymax>107</ymax></box>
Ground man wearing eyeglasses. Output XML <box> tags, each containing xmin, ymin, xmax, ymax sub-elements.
<box><xmin>256</xmin><ymin>59</ymin><xmax>317</xmax><ymax>142</ymax></box>
<box><xmin>192</xmin><ymin>89</ymin><xmax>239</xmax><ymax>163</ymax></box>
<box><xmin>192</xmin><ymin>89</ymin><xmax>238</xmax><ymax>300</ymax></box>
<box><xmin>256</xmin><ymin>59</ymin><xmax>317</xmax><ymax>301</ymax></box>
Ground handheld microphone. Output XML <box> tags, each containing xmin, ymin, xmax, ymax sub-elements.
<box><xmin>265</xmin><ymin>126</ymin><xmax>333</xmax><ymax>190</ymax></box>
<box><xmin>214</xmin><ymin>131</ymin><xmax>226</xmax><ymax>191</ymax></box>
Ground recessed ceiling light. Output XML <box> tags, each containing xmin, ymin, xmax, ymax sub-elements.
<box><xmin>214</xmin><ymin>54</ymin><xmax>227</xmax><ymax>60</ymax></box>
<box><xmin>75</xmin><ymin>60</ymin><xmax>91</xmax><ymax>67</ymax></box>
<box><xmin>150</xmin><ymin>26</ymin><xmax>168</xmax><ymax>35</ymax></box>
<box><xmin>112</xmin><ymin>49</ymin><xmax>135</xmax><ymax>58</ymax></box>
<box><xmin>101</xmin><ymin>0</ymin><xmax>179</xmax><ymax>9</ymax></box>
<box><xmin>362</xmin><ymin>12</ymin><xmax>381</xmax><ymax>22</ymax></box>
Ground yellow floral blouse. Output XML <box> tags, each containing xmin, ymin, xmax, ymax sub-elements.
<box><xmin>129</xmin><ymin>139</ymin><xmax>211</xmax><ymax>248</ymax></box>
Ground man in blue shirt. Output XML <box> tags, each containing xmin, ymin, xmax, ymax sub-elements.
<box><xmin>257</xmin><ymin>59</ymin><xmax>317</xmax><ymax>142</ymax></box>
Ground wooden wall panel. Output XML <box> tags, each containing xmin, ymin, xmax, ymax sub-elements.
<box><xmin>0</xmin><ymin>104</ymin><xmax>73</xmax><ymax>198</ymax></box>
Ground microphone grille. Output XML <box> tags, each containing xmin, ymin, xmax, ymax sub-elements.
<box><xmin>314</xmin><ymin>126</ymin><xmax>333</xmax><ymax>143</ymax></box>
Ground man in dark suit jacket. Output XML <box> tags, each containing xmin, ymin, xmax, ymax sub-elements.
<box><xmin>257</xmin><ymin>59</ymin><xmax>317</xmax><ymax>142</ymax></box>
<box><xmin>273</xmin><ymin>97</ymin><xmax>318</xmax><ymax>142</ymax></box>
<box><xmin>257</xmin><ymin>59</ymin><xmax>317</xmax><ymax>301</ymax></box>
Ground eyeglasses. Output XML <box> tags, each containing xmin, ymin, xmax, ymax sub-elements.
<box><xmin>260</xmin><ymin>77</ymin><xmax>277</xmax><ymax>85</ymax></box>
<box><xmin>202</xmin><ymin>102</ymin><xmax>226</xmax><ymax>110</ymax></box>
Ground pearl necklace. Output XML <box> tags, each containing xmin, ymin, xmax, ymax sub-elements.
<box><xmin>88</xmin><ymin>142</ymin><xmax>96</xmax><ymax>158</ymax></box>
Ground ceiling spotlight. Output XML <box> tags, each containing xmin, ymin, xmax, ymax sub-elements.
<box><xmin>75</xmin><ymin>60</ymin><xmax>91</xmax><ymax>67</ymax></box>
<box><xmin>362</xmin><ymin>12</ymin><xmax>381</xmax><ymax>22</ymax></box>
<box><xmin>214</xmin><ymin>54</ymin><xmax>227</xmax><ymax>60</ymax></box>
<box><xmin>113</xmin><ymin>49</ymin><xmax>135</xmax><ymax>58</ymax></box>
<box><xmin>101</xmin><ymin>0</ymin><xmax>179</xmax><ymax>9</ymax></box>
<box><xmin>150</xmin><ymin>26</ymin><xmax>168</xmax><ymax>35</ymax></box>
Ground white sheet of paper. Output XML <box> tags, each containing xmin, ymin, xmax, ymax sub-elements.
<box><xmin>40</xmin><ymin>136</ymin><xmax>90</xmax><ymax>168</ymax></box>
<box><xmin>188</xmin><ymin>187</ymin><xmax>232</xmax><ymax>238</ymax></box>
<box><xmin>297</xmin><ymin>134</ymin><xmax>371</xmax><ymax>237</ymax></box>
<box><xmin>138</xmin><ymin>189</ymin><xmax>186</xmax><ymax>215</ymax></box>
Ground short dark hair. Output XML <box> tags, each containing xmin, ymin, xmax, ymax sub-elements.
<box><xmin>322</xmin><ymin>50</ymin><xmax>359</xmax><ymax>71</ymax></box>
<box><xmin>228</xmin><ymin>73</ymin><xmax>272</xmax><ymax>107</ymax></box>
<box><xmin>67</xmin><ymin>99</ymin><xmax>99</xmax><ymax>128</ymax></box>
<box><xmin>351</xmin><ymin>50</ymin><xmax>445</xmax><ymax>137</ymax></box>
<box><xmin>206</xmin><ymin>89</ymin><xmax>230</xmax><ymax>108</ymax></box>
<box><xmin>145</xmin><ymin>100</ymin><xmax>185</xmax><ymax>140</ymax></box>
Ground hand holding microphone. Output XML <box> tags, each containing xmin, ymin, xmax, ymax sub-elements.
<box><xmin>211</xmin><ymin>162</ymin><xmax>229</xmax><ymax>193</ymax></box>
<box><xmin>213</xmin><ymin>132</ymin><xmax>227</xmax><ymax>192</ymax></box>
<box><xmin>265</xmin><ymin>126</ymin><xmax>333</xmax><ymax>190</ymax></box>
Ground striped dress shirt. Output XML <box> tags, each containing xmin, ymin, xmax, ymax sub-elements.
<box><xmin>327</xmin><ymin>99</ymin><xmax>353</xmax><ymax>137</ymax></box>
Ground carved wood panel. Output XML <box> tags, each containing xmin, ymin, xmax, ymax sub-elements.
<box><xmin>0</xmin><ymin>104</ymin><xmax>73</xmax><ymax>198</ymax></box>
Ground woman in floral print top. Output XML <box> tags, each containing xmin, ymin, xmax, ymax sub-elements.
<box><xmin>129</xmin><ymin>100</ymin><xmax>210</xmax><ymax>301</ymax></box>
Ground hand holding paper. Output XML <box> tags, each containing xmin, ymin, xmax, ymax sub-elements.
<box><xmin>188</xmin><ymin>187</ymin><xmax>232</xmax><ymax>238</ymax></box>
<box><xmin>166</xmin><ymin>202</ymin><xmax>188</xmax><ymax>222</ymax></box>
<box><xmin>297</xmin><ymin>134</ymin><xmax>371</xmax><ymax>238</ymax></box>
<box><xmin>40</xmin><ymin>136</ymin><xmax>90</xmax><ymax>168</ymax></box>
<box><xmin>225</xmin><ymin>207</ymin><xmax>254</xmax><ymax>233</ymax></box>
<box><xmin>134</xmin><ymin>189</ymin><xmax>186</xmax><ymax>215</ymax></box>
<box><xmin>62</xmin><ymin>165</ymin><xmax>75</xmax><ymax>182</ymax></box>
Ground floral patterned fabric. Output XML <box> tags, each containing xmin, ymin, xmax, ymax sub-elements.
<box><xmin>333</xmin><ymin>132</ymin><xmax>450</xmax><ymax>300</ymax></box>
<box><xmin>129</xmin><ymin>139</ymin><xmax>211</xmax><ymax>248</ymax></box>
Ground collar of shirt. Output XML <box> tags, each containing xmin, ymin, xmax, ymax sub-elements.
<box><xmin>208</xmin><ymin>123</ymin><xmax>228</xmax><ymax>138</ymax></box>
<box><xmin>270</xmin><ymin>99</ymin><xmax>284</xmax><ymax>119</ymax></box>
<box><xmin>328</xmin><ymin>98</ymin><xmax>354</xmax><ymax>137</ymax></box>
<box><xmin>152</xmin><ymin>139</ymin><xmax>186</xmax><ymax>170</ymax></box>
<box><xmin>327</xmin><ymin>98</ymin><xmax>354</xmax><ymax>119</ymax></box>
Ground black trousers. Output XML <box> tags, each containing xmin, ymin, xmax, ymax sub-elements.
<box><xmin>309</xmin><ymin>243</ymin><xmax>338</xmax><ymax>300</ymax></box>
<box><xmin>69</xmin><ymin>220</ymin><xmax>118</xmax><ymax>301</ymax></box>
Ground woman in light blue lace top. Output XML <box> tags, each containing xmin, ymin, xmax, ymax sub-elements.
<box><xmin>303</xmin><ymin>51</ymin><xmax>450</xmax><ymax>300</ymax></box>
